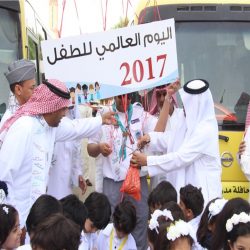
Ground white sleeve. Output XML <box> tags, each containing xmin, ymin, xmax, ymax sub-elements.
<box><xmin>55</xmin><ymin>116</ymin><xmax>102</xmax><ymax>142</ymax></box>
<box><xmin>147</xmin><ymin>131</ymin><xmax>169</xmax><ymax>152</ymax></box>
<box><xmin>240</xmin><ymin>127</ymin><xmax>250</xmax><ymax>181</ymax></box>
<box><xmin>95</xmin><ymin>157</ymin><xmax>103</xmax><ymax>192</ymax></box>
<box><xmin>147</xmin><ymin>142</ymin><xmax>202</xmax><ymax>177</ymax></box>
<box><xmin>71</xmin><ymin>139</ymin><xmax>83</xmax><ymax>187</ymax></box>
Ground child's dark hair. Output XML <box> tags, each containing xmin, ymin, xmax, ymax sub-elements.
<box><xmin>148</xmin><ymin>181</ymin><xmax>177</xmax><ymax>208</ymax></box>
<box><xmin>84</xmin><ymin>192</ymin><xmax>111</xmax><ymax>229</ymax></box>
<box><xmin>197</xmin><ymin>198</ymin><xmax>219</xmax><ymax>248</ymax></box>
<box><xmin>162</xmin><ymin>201</ymin><xmax>185</xmax><ymax>221</ymax></box>
<box><xmin>113</xmin><ymin>200</ymin><xmax>136</xmax><ymax>235</ymax></box>
<box><xmin>226</xmin><ymin>219</ymin><xmax>250</xmax><ymax>249</ymax></box>
<box><xmin>0</xmin><ymin>204</ymin><xmax>18</xmax><ymax>247</ymax></box>
<box><xmin>148</xmin><ymin>216</ymin><xmax>193</xmax><ymax>250</ymax></box>
<box><xmin>60</xmin><ymin>194</ymin><xmax>88</xmax><ymax>233</ymax></box>
<box><xmin>26</xmin><ymin>194</ymin><xmax>63</xmax><ymax>235</ymax></box>
<box><xmin>180</xmin><ymin>184</ymin><xmax>204</xmax><ymax>218</ymax></box>
<box><xmin>31</xmin><ymin>213</ymin><xmax>81</xmax><ymax>250</ymax></box>
<box><xmin>212</xmin><ymin>197</ymin><xmax>250</xmax><ymax>250</ymax></box>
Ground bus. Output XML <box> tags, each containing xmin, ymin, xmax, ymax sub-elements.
<box><xmin>0</xmin><ymin>0</ymin><xmax>54</xmax><ymax>120</ymax></box>
<box><xmin>133</xmin><ymin>0</ymin><xmax>250</xmax><ymax>199</ymax></box>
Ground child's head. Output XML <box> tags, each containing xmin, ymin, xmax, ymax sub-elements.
<box><xmin>226</xmin><ymin>212</ymin><xmax>250</xmax><ymax>250</ymax></box>
<box><xmin>84</xmin><ymin>192</ymin><xmax>111</xmax><ymax>233</ymax></box>
<box><xmin>113</xmin><ymin>200</ymin><xmax>136</xmax><ymax>239</ymax></box>
<box><xmin>148</xmin><ymin>209</ymin><xmax>193</xmax><ymax>250</ymax></box>
<box><xmin>197</xmin><ymin>197</ymin><xmax>227</xmax><ymax>248</ymax></box>
<box><xmin>162</xmin><ymin>201</ymin><xmax>185</xmax><ymax>221</ymax></box>
<box><xmin>148</xmin><ymin>181</ymin><xmax>177</xmax><ymax>213</ymax></box>
<box><xmin>60</xmin><ymin>194</ymin><xmax>88</xmax><ymax>233</ymax></box>
<box><xmin>31</xmin><ymin>213</ymin><xmax>81</xmax><ymax>250</ymax></box>
<box><xmin>0</xmin><ymin>204</ymin><xmax>22</xmax><ymax>249</ymax></box>
<box><xmin>212</xmin><ymin>197</ymin><xmax>250</xmax><ymax>250</ymax></box>
<box><xmin>26</xmin><ymin>194</ymin><xmax>63</xmax><ymax>237</ymax></box>
<box><xmin>179</xmin><ymin>184</ymin><xmax>204</xmax><ymax>221</ymax></box>
<box><xmin>148</xmin><ymin>208</ymin><xmax>174</xmax><ymax>250</ymax></box>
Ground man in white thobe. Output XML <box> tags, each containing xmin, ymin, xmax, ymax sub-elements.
<box><xmin>0</xmin><ymin>79</ymin><xmax>114</xmax><ymax>229</ymax></box>
<box><xmin>133</xmin><ymin>79</ymin><xmax>222</xmax><ymax>205</ymax></box>
<box><xmin>0</xmin><ymin>59</ymin><xmax>36</xmax><ymax>128</ymax></box>
<box><xmin>147</xmin><ymin>82</ymin><xmax>186</xmax><ymax>195</ymax></box>
<box><xmin>47</xmin><ymin>105</ymin><xmax>86</xmax><ymax>199</ymax></box>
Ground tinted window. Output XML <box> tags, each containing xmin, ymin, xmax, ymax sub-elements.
<box><xmin>0</xmin><ymin>8</ymin><xmax>21</xmax><ymax>118</ymax></box>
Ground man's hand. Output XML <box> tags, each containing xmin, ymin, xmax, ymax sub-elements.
<box><xmin>100</xmin><ymin>143</ymin><xmax>112</xmax><ymax>156</ymax></box>
<box><xmin>132</xmin><ymin>151</ymin><xmax>147</xmax><ymax>166</ymax></box>
<box><xmin>137</xmin><ymin>134</ymin><xmax>151</xmax><ymax>149</ymax></box>
<box><xmin>79</xmin><ymin>175</ymin><xmax>87</xmax><ymax>195</ymax></box>
<box><xmin>167</xmin><ymin>79</ymin><xmax>181</xmax><ymax>96</ymax></box>
<box><xmin>239</xmin><ymin>141</ymin><xmax>246</xmax><ymax>156</ymax></box>
<box><xmin>101</xmin><ymin>111</ymin><xmax>116</xmax><ymax>125</ymax></box>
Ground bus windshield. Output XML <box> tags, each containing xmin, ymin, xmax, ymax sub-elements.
<box><xmin>176</xmin><ymin>21</ymin><xmax>250</xmax><ymax>131</ymax></box>
<box><xmin>0</xmin><ymin>7</ymin><xmax>21</xmax><ymax>119</ymax></box>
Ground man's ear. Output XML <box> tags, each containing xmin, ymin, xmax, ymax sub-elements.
<box><xmin>15</xmin><ymin>84</ymin><xmax>22</xmax><ymax>96</ymax></box>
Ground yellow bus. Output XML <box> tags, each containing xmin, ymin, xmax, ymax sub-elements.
<box><xmin>0</xmin><ymin>0</ymin><xmax>54</xmax><ymax>119</ymax></box>
<box><xmin>134</xmin><ymin>0</ymin><xmax>250</xmax><ymax>199</ymax></box>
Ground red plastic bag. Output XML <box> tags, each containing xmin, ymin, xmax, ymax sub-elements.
<box><xmin>120</xmin><ymin>164</ymin><xmax>141</xmax><ymax>201</ymax></box>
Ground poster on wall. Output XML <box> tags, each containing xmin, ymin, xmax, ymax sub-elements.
<box><xmin>41</xmin><ymin>18</ymin><xmax>178</xmax><ymax>104</ymax></box>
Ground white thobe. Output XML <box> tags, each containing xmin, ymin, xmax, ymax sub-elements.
<box><xmin>239</xmin><ymin>126</ymin><xmax>250</xmax><ymax>201</ymax></box>
<box><xmin>47</xmin><ymin>138</ymin><xmax>83</xmax><ymax>199</ymax></box>
<box><xmin>240</xmin><ymin>126</ymin><xmax>250</xmax><ymax>181</ymax></box>
<box><xmin>147</xmin><ymin>108</ymin><xmax>186</xmax><ymax>195</ymax></box>
<box><xmin>97</xmin><ymin>223</ymin><xmax>137</xmax><ymax>250</ymax></box>
<box><xmin>0</xmin><ymin>115</ymin><xmax>102</xmax><ymax>227</ymax></box>
<box><xmin>145</xmin><ymin>88</ymin><xmax>222</xmax><ymax>205</ymax></box>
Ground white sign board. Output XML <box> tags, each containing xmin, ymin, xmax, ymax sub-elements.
<box><xmin>41</xmin><ymin>18</ymin><xmax>178</xmax><ymax>103</ymax></box>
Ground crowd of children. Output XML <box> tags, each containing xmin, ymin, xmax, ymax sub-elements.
<box><xmin>1</xmin><ymin>182</ymin><xmax>250</xmax><ymax>250</ymax></box>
